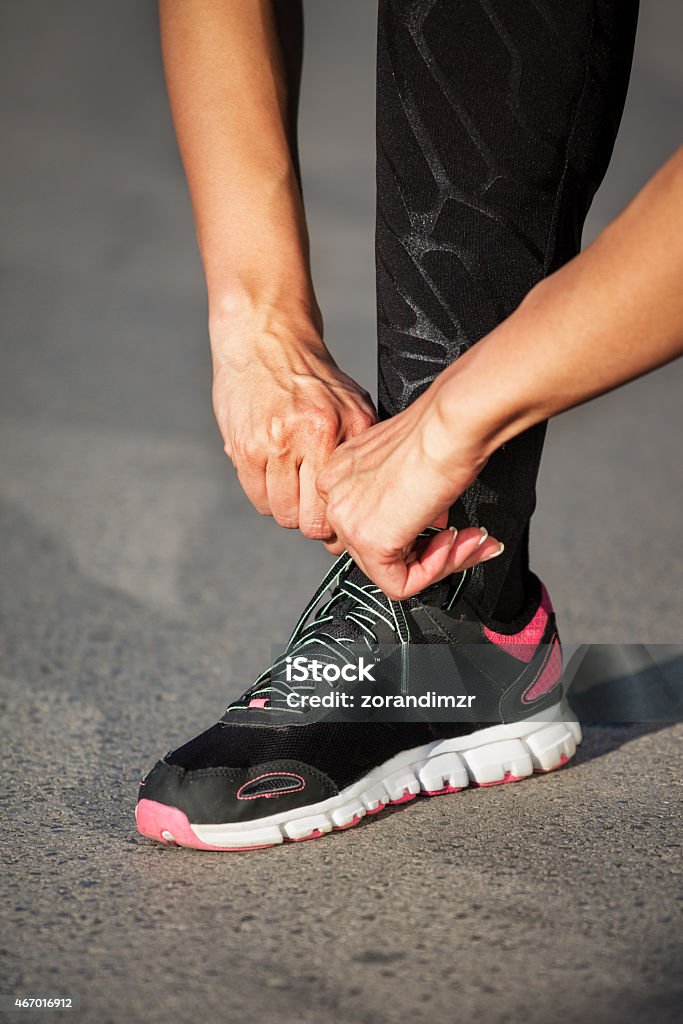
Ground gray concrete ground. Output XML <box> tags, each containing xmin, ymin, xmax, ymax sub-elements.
<box><xmin>1</xmin><ymin>2</ymin><xmax>681</xmax><ymax>1023</ymax></box>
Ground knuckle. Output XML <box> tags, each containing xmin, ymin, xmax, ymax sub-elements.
<box><xmin>301</xmin><ymin>523</ymin><xmax>332</xmax><ymax>541</ymax></box>
<box><xmin>267</xmin><ymin>415</ymin><xmax>287</xmax><ymax>446</ymax></box>
<box><xmin>300</xmin><ymin>512</ymin><xmax>333</xmax><ymax>541</ymax></box>
<box><xmin>233</xmin><ymin>433</ymin><xmax>261</xmax><ymax>464</ymax></box>
<box><xmin>266</xmin><ymin>416</ymin><xmax>299</xmax><ymax>458</ymax></box>
<box><xmin>277</xmin><ymin>519</ymin><xmax>300</xmax><ymax>530</ymax></box>
<box><xmin>349</xmin><ymin>410</ymin><xmax>375</xmax><ymax>434</ymax></box>
<box><xmin>308</xmin><ymin>408</ymin><xmax>341</xmax><ymax>443</ymax></box>
<box><xmin>272</xmin><ymin>509</ymin><xmax>299</xmax><ymax>529</ymax></box>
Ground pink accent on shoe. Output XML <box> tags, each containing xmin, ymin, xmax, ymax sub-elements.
<box><xmin>423</xmin><ymin>783</ymin><xmax>464</xmax><ymax>796</ymax></box>
<box><xmin>471</xmin><ymin>771</ymin><xmax>527</xmax><ymax>788</ymax></box>
<box><xmin>334</xmin><ymin>814</ymin><xmax>363</xmax><ymax>831</ymax></box>
<box><xmin>136</xmin><ymin>798</ymin><xmax>273</xmax><ymax>851</ymax></box>
<box><xmin>390</xmin><ymin>789</ymin><xmax>417</xmax><ymax>805</ymax></box>
<box><xmin>291</xmin><ymin>828</ymin><xmax>325</xmax><ymax>842</ymax></box>
<box><xmin>236</xmin><ymin>772</ymin><xmax>306</xmax><ymax>801</ymax></box>
<box><xmin>534</xmin><ymin>753</ymin><xmax>570</xmax><ymax>773</ymax></box>
<box><xmin>249</xmin><ymin>698</ymin><xmax>269</xmax><ymax>708</ymax></box>
<box><xmin>521</xmin><ymin>636</ymin><xmax>562</xmax><ymax>704</ymax></box>
<box><xmin>365</xmin><ymin>802</ymin><xmax>385</xmax><ymax>816</ymax></box>
<box><xmin>483</xmin><ymin>582</ymin><xmax>554</xmax><ymax>662</ymax></box>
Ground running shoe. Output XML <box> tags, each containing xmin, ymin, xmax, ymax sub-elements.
<box><xmin>136</xmin><ymin>552</ymin><xmax>581</xmax><ymax>850</ymax></box>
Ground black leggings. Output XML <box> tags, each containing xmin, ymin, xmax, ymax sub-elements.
<box><xmin>376</xmin><ymin>0</ymin><xmax>638</xmax><ymax>620</ymax></box>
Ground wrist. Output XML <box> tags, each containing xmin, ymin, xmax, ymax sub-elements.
<box><xmin>423</xmin><ymin>285</ymin><xmax>556</xmax><ymax>467</ymax></box>
<box><xmin>419</xmin><ymin>346</ymin><xmax>529</xmax><ymax>474</ymax></box>
<box><xmin>209</xmin><ymin>288</ymin><xmax>330</xmax><ymax>375</ymax></box>
<box><xmin>202</xmin><ymin>166</ymin><xmax>316</xmax><ymax>324</ymax></box>
<box><xmin>418</xmin><ymin>377</ymin><xmax>492</xmax><ymax>478</ymax></box>
<box><xmin>209</xmin><ymin>281</ymin><xmax>324</xmax><ymax>355</ymax></box>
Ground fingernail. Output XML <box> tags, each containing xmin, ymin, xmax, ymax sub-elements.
<box><xmin>481</xmin><ymin>542</ymin><xmax>505</xmax><ymax>561</ymax></box>
<box><xmin>448</xmin><ymin>526</ymin><xmax>458</xmax><ymax>538</ymax></box>
<box><xmin>476</xmin><ymin>527</ymin><xmax>489</xmax><ymax>548</ymax></box>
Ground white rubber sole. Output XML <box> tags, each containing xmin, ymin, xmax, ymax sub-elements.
<box><xmin>136</xmin><ymin>701</ymin><xmax>582</xmax><ymax>851</ymax></box>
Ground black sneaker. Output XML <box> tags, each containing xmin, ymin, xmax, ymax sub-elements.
<box><xmin>136</xmin><ymin>552</ymin><xmax>581</xmax><ymax>850</ymax></box>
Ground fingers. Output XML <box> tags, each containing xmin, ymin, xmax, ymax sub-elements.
<box><xmin>362</xmin><ymin>528</ymin><xmax>459</xmax><ymax>600</ymax></box>
<box><xmin>456</xmin><ymin>530</ymin><xmax>504</xmax><ymax>570</ymax></box>
<box><xmin>226</xmin><ymin>404</ymin><xmax>375</xmax><ymax>535</ymax></box>
<box><xmin>231</xmin><ymin>450</ymin><xmax>341</xmax><ymax>538</ymax></box>
<box><xmin>232</xmin><ymin>451</ymin><xmax>343</xmax><ymax>540</ymax></box>
<box><xmin>226</xmin><ymin>408</ymin><xmax>372</xmax><ymax>534</ymax></box>
<box><xmin>265</xmin><ymin>459</ymin><xmax>300</xmax><ymax>529</ymax></box>
<box><xmin>420</xmin><ymin>527</ymin><xmax>501</xmax><ymax>581</ymax></box>
<box><xmin>348</xmin><ymin>527</ymin><xmax>505</xmax><ymax>600</ymax></box>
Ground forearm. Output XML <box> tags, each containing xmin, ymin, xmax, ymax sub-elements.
<box><xmin>158</xmin><ymin>0</ymin><xmax>317</xmax><ymax>334</ymax></box>
<box><xmin>428</xmin><ymin>148</ymin><xmax>683</xmax><ymax>462</ymax></box>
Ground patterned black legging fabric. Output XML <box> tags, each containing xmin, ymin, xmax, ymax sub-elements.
<box><xmin>376</xmin><ymin>0</ymin><xmax>639</xmax><ymax>620</ymax></box>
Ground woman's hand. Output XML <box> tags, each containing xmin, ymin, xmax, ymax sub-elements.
<box><xmin>160</xmin><ymin>0</ymin><xmax>379</xmax><ymax>542</ymax></box>
<box><xmin>316</xmin><ymin>384</ymin><xmax>503</xmax><ymax>599</ymax></box>
<box><xmin>212</xmin><ymin>314</ymin><xmax>377</xmax><ymax>540</ymax></box>
<box><xmin>316</xmin><ymin>146</ymin><xmax>683</xmax><ymax>592</ymax></box>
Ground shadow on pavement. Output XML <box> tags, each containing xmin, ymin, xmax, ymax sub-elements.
<box><xmin>559</xmin><ymin>643</ymin><xmax>682</xmax><ymax>765</ymax></box>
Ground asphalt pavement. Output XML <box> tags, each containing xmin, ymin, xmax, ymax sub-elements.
<box><xmin>1</xmin><ymin>3</ymin><xmax>681</xmax><ymax>1023</ymax></box>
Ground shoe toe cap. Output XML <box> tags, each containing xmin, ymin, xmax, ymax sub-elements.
<box><xmin>137</xmin><ymin>757</ymin><xmax>337</xmax><ymax>825</ymax></box>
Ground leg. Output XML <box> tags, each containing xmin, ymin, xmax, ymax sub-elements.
<box><xmin>376</xmin><ymin>0</ymin><xmax>638</xmax><ymax>620</ymax></box>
